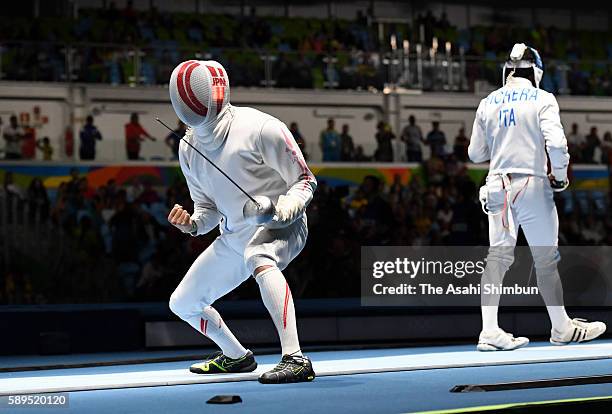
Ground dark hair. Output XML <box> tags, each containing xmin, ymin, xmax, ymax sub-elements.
<box><xmin>504</xmin><ymin>67</ymin><xmax>536</xmax><ymax>87</ymax></box>
<box><xmin>514</xmin><ymin>68</ymin><xmax>536</xmax><ymax>86</ymax></box>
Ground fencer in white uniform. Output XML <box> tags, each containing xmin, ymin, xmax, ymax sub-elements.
<box><xmin>166</xmin><ymin>59</ymin><xmax>316</xmax><ymax>383</ymax></box>
<box><xmin>469</xmin><ymin>44</ymin><xmax>606</xmax><ymax>351</ymax></box>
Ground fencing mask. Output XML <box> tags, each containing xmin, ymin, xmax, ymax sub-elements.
<box><xmin>169</xmin><ymin>60</ymin><xmax>231</xmax><ymax>150</ymax></box>
<box><xmin>502</xmin><ymin>43</ymin><xmax>544</xmax><ymax>88</ymax></box>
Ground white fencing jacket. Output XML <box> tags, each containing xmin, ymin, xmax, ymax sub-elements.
<box><xmin>179</xmin><ymin>105</ymin><xmax>317</xmax><ymax>249</ymax></box>
<box><xmin>468</xmin><ymin>77</ymin><xmax>570</xmax><ymax>180</ymax></box>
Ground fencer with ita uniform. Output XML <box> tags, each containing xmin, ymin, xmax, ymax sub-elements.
<box><xmin>468</xmin><ymin>44</ymin><xmax>606</xmax><ymax>351</ymax></box>
<box><xmin>166</xmin><ymin>59</ymin><xmax>317</xmax><ymax>383</ymax></box>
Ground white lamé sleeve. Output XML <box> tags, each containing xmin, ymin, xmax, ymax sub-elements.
<box><xmin>468</xmin><ymin>99</ymin><xmax>490</xmax><ymax>163</ymax></box>
<box><xmin>258</xmin><ymin>119</ymin><xmax>317</xmax><ymax>207</ymax></box>
<box><xmin>539</xmin><ymin>94</ymin><xmax>570</xmax><ymax>180</ymax></box>
<box><xmin>178</xmin><ymin>143</ymin><xmax>222</xmax><ymax>235</ymax></box>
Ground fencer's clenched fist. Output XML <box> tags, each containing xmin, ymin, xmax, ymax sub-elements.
<box><xmin>168</xmin><ymin>204</ymin><xmax>197</xmax><ymax>234</ymax></box>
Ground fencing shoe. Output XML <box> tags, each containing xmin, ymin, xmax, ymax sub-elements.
<box><xmin>550</xmin><ymin>319</ymin><xmax>606</xmax><ymax>345</ymax></box>
<box><xmin>189</xmin><ymin>350</ymin><xmax>257</xmax><ymax>374</ymax></box>
<box><xmin>477</xmin><ymin>328</ymin><xmax>529</xmax><ymax>351</ymax></box>
<box><xmin>258</xmin><ymin>353</ymin><xmax>315</xmax><ymax>384</ymax></box>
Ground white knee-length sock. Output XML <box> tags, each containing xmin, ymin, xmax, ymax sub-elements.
<box><xmin>546</xmin><ymin>306</ymin><xmax>572</xmax><ymax>332</ymax></box>
<box><xmin>185</xmin><ymin>306</ymin><xmax>248</xmax><ymax>359</ymax></box>
<box><xmin>480</xmin><ymin>260</ymin><xmax>510</xmax><ymax>333</ymax></box>
<box><xmin>536</xmin><ymin>266</ymin><xmax>572</xmax><ymax>332</ymax></box>
<box><xmin>256</xmin><ymin>267</ymin><xmax>302</xmax><ymax>356</ymax></box>
<box><xmin>481</xmin><ymin>306</ymin><xmax>500</xmax><ymax>333</ymax></box>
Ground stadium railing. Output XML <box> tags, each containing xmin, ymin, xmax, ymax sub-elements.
<box><xmin>3</xmin><ymin>41</ymin><xmax>609</xmax><ymax>94</ymax></box>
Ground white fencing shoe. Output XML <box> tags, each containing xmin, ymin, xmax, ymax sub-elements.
<box><xmin>477</xmin><ymin>329</ymin><xmax>530</xmax><ymax>351</ymax></box>
<box><xmin>550</xmin><ymin>319</ymin><xmax>607</xmax><ymax>345</ymax></box>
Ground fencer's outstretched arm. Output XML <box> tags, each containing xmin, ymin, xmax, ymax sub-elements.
<box><xmin>539</xmin><ymin>94</ymin><xmax>570</xmax><ymax>181</ymax></box>
<box><xmin>258</xmin><ymin>119</ymin><xmax>317</xmax><ymax>225</ymax></box>
<box><xmin>468</xmin><ymin>100</ymin><xmax>490</xmax><ymax>163</ymax></box>
<box><xmin>178</xmin><ymin>142</ymin><xmax>222</xmax><ymax>235</ymax></box>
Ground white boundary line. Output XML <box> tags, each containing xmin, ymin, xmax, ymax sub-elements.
<box><xmin>1</xmin><ymin>348</ymin><xmax>611</xmax><ymax>396</ymax></box>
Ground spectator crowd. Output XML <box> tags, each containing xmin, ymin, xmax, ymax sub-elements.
<box><xmin>2</xmin><ymin>146</ymin><xmax>611</xmax><ymax>304</ymax></box>
<box><xmin>1</xmin><ymin>113</ymin><xmax>53</xmax><ymax>161</ymax></box>
<box><xmin>0</xmin><ymin>112</ymin><xmax>187</xmax><ymax>162</ymax></box>
<box><xmin>1</xmin><ymin>3</ymin><xmax>611</xmax><ymax>94</ymax></box>
<box><xmin>315</xmin><ymin>115</ymin><xmax>612</xmax><ymax>166</ymax></box>
<box><xmin>2</xmin><ymin>3</ymin><xmax>612</xmax><ymax>305</ymax></box>
<box><xmin>3</xmin><ymin>112</ymin><xmax>612</xmax><ymax>167</ymax></box>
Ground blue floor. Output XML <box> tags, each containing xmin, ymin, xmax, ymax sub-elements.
<box><xmin>4</xmin><ymin>346</ymin><xmax>612</xmax><ymax>414</ymax></box>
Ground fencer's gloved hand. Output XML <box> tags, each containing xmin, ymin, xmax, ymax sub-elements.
<box><xmin>243</xmin><ymin>196</ymin><xmax>275</xmax><ymax>226</ymax></box>
<box><xmin>548</xmin><ymin>173</ymin><xmax>569</xmax><ymax>192</ymax></box>
<box><xmin>268</xmin><ymin>194</ymin><xmax>305</xmax><ymax>228</ymax></box>
<box><xmin>478</xmin><ymin>185</ymin><xmax>489</xmax><ymax>212</ymax></box>
<box><xmin>168</xmin><ymin>204</ymin><xmax>198</xmax><ymax>235</ymax></box>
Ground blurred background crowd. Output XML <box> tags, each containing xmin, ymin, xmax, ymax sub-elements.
<box><xmin>1</xmin><ymin>1</ymin><xmax>611</xmax><ymax>306</ymax></box>
<box><xmin>2</xmin><ymin>152</ymin><xmax>611</xmax><ymax>305</ymax></box>
<box><xmin>1</xmin><ymin>2</ymin><xmax>612</xmax><ymax>94</ymax></box>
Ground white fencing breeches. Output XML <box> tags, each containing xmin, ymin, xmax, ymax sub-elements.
<box><xmin>481</xmin><ymin>175</ymin><xmax>566</xmax><ymax>313</ymax></box>
<box><xmin>169</xmin><ymin>215</ymin><xmax>308</xmax><ymax>323</ymax></box>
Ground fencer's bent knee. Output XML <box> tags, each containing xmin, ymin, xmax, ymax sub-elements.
<box><xmin>245</xmin><ymin>254</ymin><xmax>276</xmax><ymax>275</ymax></box>
<box><xmin>486</xmin><ymin>246</ymin><xmax>515</xmax><ymax>270</ymax></box>
<box><xmin>168</xmin><ymin>291</ymin><xmax>185</xmax><ymax>318</ymax></box>
<box><xmin>169</xmin><ymin>286</ymin><xmax>213</xmax><ymax>320</ymax></box>
<box><xmin>532</xmin><ymin>247</ymin><xmax>560</xmax><ymax>271</ymax></box>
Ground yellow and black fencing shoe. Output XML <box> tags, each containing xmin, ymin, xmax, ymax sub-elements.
<box><xmin>258</xmin><ymin>354</ymin><xmax>316</xmax><ymax>384</ymax></box>
<box><xmin>189</xmin><ymin>351</ymin><xmax>257</xmax><ymax>374</ymax></box>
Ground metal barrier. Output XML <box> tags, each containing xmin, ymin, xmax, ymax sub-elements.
<box><xmin>2</xmin><ymin>39</ymin><xmax>610</xmax><ymax>94</ymax></box>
